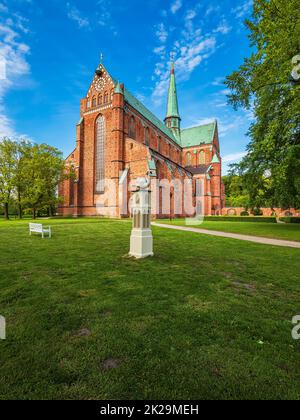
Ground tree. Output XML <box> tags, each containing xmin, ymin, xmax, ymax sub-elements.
<box><xmin>14</xmin><ymin>140</ymin><xmax>32</xmax><ymax>219</ymax></box>
<box><xmin>22</xmin><ymin>143</ymin><xmax>66</xmax><ymax>219</ymax></box>
<box><xmin>222</xmin><ymin>175</ymin><xmax>250</xmax><ymax>208</ymax></box>
<box><xmin>0</xmin><ymin>138</ymin><xmax>68</xmax><ymax>220</ymax></box>
<box><xmin>226</xmin><ymin>0</ymin><xmax>300</xmax><ymax>209</ymax></box>
<box><xmin>0</xmin><ymin>139</ymin><xmax>18</xmax><ymax>220</ymax></box>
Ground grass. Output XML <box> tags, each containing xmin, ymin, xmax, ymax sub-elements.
<box><xmin>0</xmin><ymin>218</ymin><xmax>300</xmax><ymax>400</ymax></box>
<box><xmin>158</xmin><ymin>219</ymin><xmax>300</xmax><ymax>242</ymax></box>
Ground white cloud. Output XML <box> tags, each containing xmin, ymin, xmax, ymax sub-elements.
<box><xmin>219</xmin><ymin>88</ymin><xmax>231</xmax><ymax>96</ymax></box>
<box><xmin>223</xmin><ymin>152</ymin><xmax>247</xmax><ymax>163</ymax></box>
<box><xmin>193</xmin><ymin>118</ymin><xmax>216</xmax><ymax>127</ymax></box>
<box><xmin>152</xmin><ymin>2</ymin><xmax>233</xmax><ymax>103</ymax></box>
<box><xmin>153</xmin><ymin>45</ymin><xmax>165</xmax><ymax>55</ymax></box>
<box><xmin>205</xmin><ymin>5</ymin><xmax>220</xmax><ymax>17</ymax></box>
<box><xmin>0</xmin><ymin>14</ymin><xmax>31</xmax><ymax>138</ymax></box>
<box><xmin>212</xmin><ymin>77</ymin><xmax>225</xmax><ymax>86</ymax></box>
<box><xmin>214</xmin><ymin>19</ymin><xmax>232</xmax><ymax>35</ymax></box>
<box><xmin>232</xmin><ymin>0</ymin><xmax>253</xmax><ymax>19</ymax></box>
<box><xmin>152</xmin><ymin>35</ymin><xmax>217</xmax><ymax>101</ymax></box>
<box><xmin>67</xmin><ymin>3</ymin><xmax>90</xmax><ymax>29</ymax></box>
<box><xmin>0</xmin><ymin>3</ymin><xmax>8</xmax><ymax>13</ymax></box>
<box><xmin>0</xmin><ymin>112</ymin><xmax>15</xmax><ymax>138</ymax></box>
<box><xmin>171</xmin><ymin>0</ymin><xmax>182</xmax><ymax>14</ymax></box>
<box><xmin>218</xmin><ymin>116</ymin><xmax>245</xmax><ymax>137</ymax></box>
<box><xmin>155</xmin><ymin>23</ymin><xmax>168</xmax><ymax>43</ymax></box>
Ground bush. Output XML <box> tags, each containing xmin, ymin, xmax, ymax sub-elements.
<box><xmin>204</xmin><ymin>216</ymin><xmax>277</xmax><ymax>223</ymax></box>
<box><xmin>240</xmin><ymin>211</ymin><xmax>249</xmax><ymax>216</ymax></box>
<box><xmin>279</xmin><ymin>217</ymin><xmax>300</xmax><ymax>224</ymax></box>
<box><xmin>252</xmin><ymin>207</ymin><xmax>263</xmax><ymax>216</ymax></box>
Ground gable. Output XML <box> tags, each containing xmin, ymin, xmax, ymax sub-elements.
<box><xmin>181</xmin><ymin>121</ymin><xmax>217</xmax><ymax>148</ymax></box>
<box><xmin>86</xmin><ymin>64</ymin><xmax>114</xmax><ymax>102</ymax></box>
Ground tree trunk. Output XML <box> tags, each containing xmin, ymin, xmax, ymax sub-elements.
<box><xmin>18</xmin><ymin>204</ymin><xmax>23</xmax><ymax>219</ymax></box>
<box><xmin>4</xmin><ymin>202</ymin><xmax>9</xmax><ymax>220</ymax></box>
<box><xmin>18</xmin><ymin>191</ymin><xmax>22</xmax><ymax>219</ymax></box>
<box><xmin>33</xmin><ymin>208</ymin><xmax>36</xmax><ymax>219</ymax></box>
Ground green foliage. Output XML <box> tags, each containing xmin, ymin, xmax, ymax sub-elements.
<box><xmin>226</xmin><ymin>0</ymin><xmax>300</xmax><ymax>209</ymax></box>
<box><xmin>252</xmin><ymin>207</ymin><xmax>263</xmax><ymax>216</ymax></box>
<box><xmin>0</xmin><ymin>139</ymin><xmax>18</xmax><ymax>219</ymax></box>
<box><xmin>240</xmin><ymin>211</ymin><xmax>250</xmax><ymax>216</ymax></box>
<box><xmin>204</xmin><ymin>216</ymin><xmax>277</xmax><ymax>223</ymax></box>
<box><xmin>222</xmin><ymin>175</ymin><xmax>250</xmax><ymax>207</ymax></box>
<box><xmin>279</xmin><ymin>217</ymin><xmax>300</xmax><ymax>223</ymax></box>
<box><xmin>0</xmin><ymin>138</ymin><xmax>68</xmax><ymax>219</ymax></box>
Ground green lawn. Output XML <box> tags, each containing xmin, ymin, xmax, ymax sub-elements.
<box><xmin>158</xmin><ymin>219</ymin><xmax>300</xmax><ymax>242</ymax></box>
<box><xmin>0</xmin><ymin>218</ymin><xmax>300</xmax><ymax>400</ymax></box>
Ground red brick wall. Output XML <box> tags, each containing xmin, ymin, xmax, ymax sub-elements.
<box><xmin>58</xmin><ymin>67</ymin><xmax>224</xmax><ymax>218</ymax></box>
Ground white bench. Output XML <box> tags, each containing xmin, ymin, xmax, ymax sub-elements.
<box><xmin>29</xmin><ymin>223</ymin><xmax>52</xmax><ymax>239</ymax></box>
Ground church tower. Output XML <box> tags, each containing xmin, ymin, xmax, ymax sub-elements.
<box><xmin>164</xmin><ymin>61</ymin><xmax>181</xmax><ymax>143</ymax></box>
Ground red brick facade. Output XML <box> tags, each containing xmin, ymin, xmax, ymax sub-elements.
<box><xmin>59</xmin><ymin>64</ymin><xmax>225</xmax><ymax>218</ymax></box>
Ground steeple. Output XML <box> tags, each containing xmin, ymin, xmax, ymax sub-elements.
<box><xmin>164</xmin><ymin>61</ymin><xmax>181</xmax><ymax>142</ymax></box>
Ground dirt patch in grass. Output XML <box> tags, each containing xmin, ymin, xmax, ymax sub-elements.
<box><xmin>101</xmin><ymin>358</ymin><xmax>121</xmax><ymax>371</ymax></box>
<box><xmin>232</xmin><ymin>281</ymin><xmax>256</xmax><ymax>293</ymax></box>
<box><xmin>101</xmin><ymin>310</ymin><xmax>112</xmax><ymax>318</ymax></box>
<box><xmin>74</xmin><ymin>328</ymin><xmax>91</xmax><ymax>337</ymax></box>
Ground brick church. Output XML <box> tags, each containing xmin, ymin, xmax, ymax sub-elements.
<box><xmin>59</xmin><ymin>59</ymin><xmax>225</xmax><ymax>218</ymax></box>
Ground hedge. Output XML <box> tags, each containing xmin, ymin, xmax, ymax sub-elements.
<box><xmin>204</xmin><ymin>216</ymin><xmax>277</xmax><ymax>223</ymax></box>
<box><xmin>279</xmin><ymin>217</ymin><xmax>300</xmax><ymax>224</ymax></box>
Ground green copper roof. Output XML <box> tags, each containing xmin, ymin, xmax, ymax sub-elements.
<box><xmin>166</xmin><ymin>62</ymin><xmax>180</xmax><ymax>119</ymax></box>
<box><xmin>211</xmin><ymin>153</ymin><xmax>220</xmax><ymax>163</ymax></box>
<box><xmin>148</xmin><ymin>160</ymin><xmax>156</xmax><ymax>171</ymax></box>
<box><xmin>166</xmin><ymin>161</ymin><xmax>175</xmax><ymax>174</ymax></box>
<box><xmin>181</xmin><ymin>121</ymin><xmax>217</xmax><ymax>148</ymax></box>
<box><xmin>114</xmin><ymin>81</ymin><xmax>123</xmax><ymax>94</ymax></box>
<box><xmin>123</xmin><ymin>88</ymin><xmax>178</xmax><ymax>143</ymax></box>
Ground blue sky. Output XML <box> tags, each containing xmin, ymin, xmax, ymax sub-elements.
<box><xmin>0</xmin><ymin>0</ymin><xmax>254</xmax><ymax>173</ymax></box>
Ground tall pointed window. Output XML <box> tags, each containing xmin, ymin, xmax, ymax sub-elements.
<box><xmin>129</xmin><ymin>116</ymin><xmax>136</xmax><ymax>139</ymax></box>
<box><xmin>186</xmin><ymin>152</ymin><xmax>192</xmax><ymax>166</ymax></box>
<box><xmin>199</xmin><ymin>151</ymin><xmax>205</xmax><ymax>165</ymax></box>
<box><xmin>95</xmin><ymin>115</ymin><xmax>105</xmax><ymax>193</ymax></box>
<box><xmin>145</xmin><ymin>127</ymin><xmax>150</xmax><ymax>146</ymax></box>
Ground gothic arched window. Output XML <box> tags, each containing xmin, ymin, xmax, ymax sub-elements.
<box><xmin>199</xmin><ymin>151</ymin><xmax>205</xmax><ymax>165</ymax></box>
<box><xmin>92</xmin><ymin>97</ymin><xmax>97</xmax><ymax>107</ymax></box>
<box><xmin>95</xmin><ymin>115</ymin><xmax>105</xmax><ymax>193</ymax></box>
<box><xmin>104</xmin><ymin>92</ymin><xmax>108</xmax><ymax>103</ymax></box>
<box><xmin>145</xmin><ymin>127</ymin><xmax>150</xmax><ymax>146</ymax></box>
<box><xmin>98</xmin><ymin>95</ymin><xmax>102</xmax><ymax>105</ymax></box>
<box><xmin>129</xmin><ymin>116</ymin><xmax>136</xmax><ymax>139</ymax></box>
<box><xmin>186</xmin><ymin>152</ymin><xmax>192</xmax><ymax>166</ymax></box>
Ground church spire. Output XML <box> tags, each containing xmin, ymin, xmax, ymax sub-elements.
<box><xmin>164</xmin><ymin>60</ymin><xmax>181</xmax><ymax>142</ymax></box>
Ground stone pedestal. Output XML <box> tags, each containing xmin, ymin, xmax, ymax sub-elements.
<box><xmin>129</xmin><ymin>178</ymin><xmax>153</xmax><ymax>259</ymax></box>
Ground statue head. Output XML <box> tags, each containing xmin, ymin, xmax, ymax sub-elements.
<box><xmin>136</xmin><ymin>177</ymin><xmax>150</xmax><ymax>190</ymax></box>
